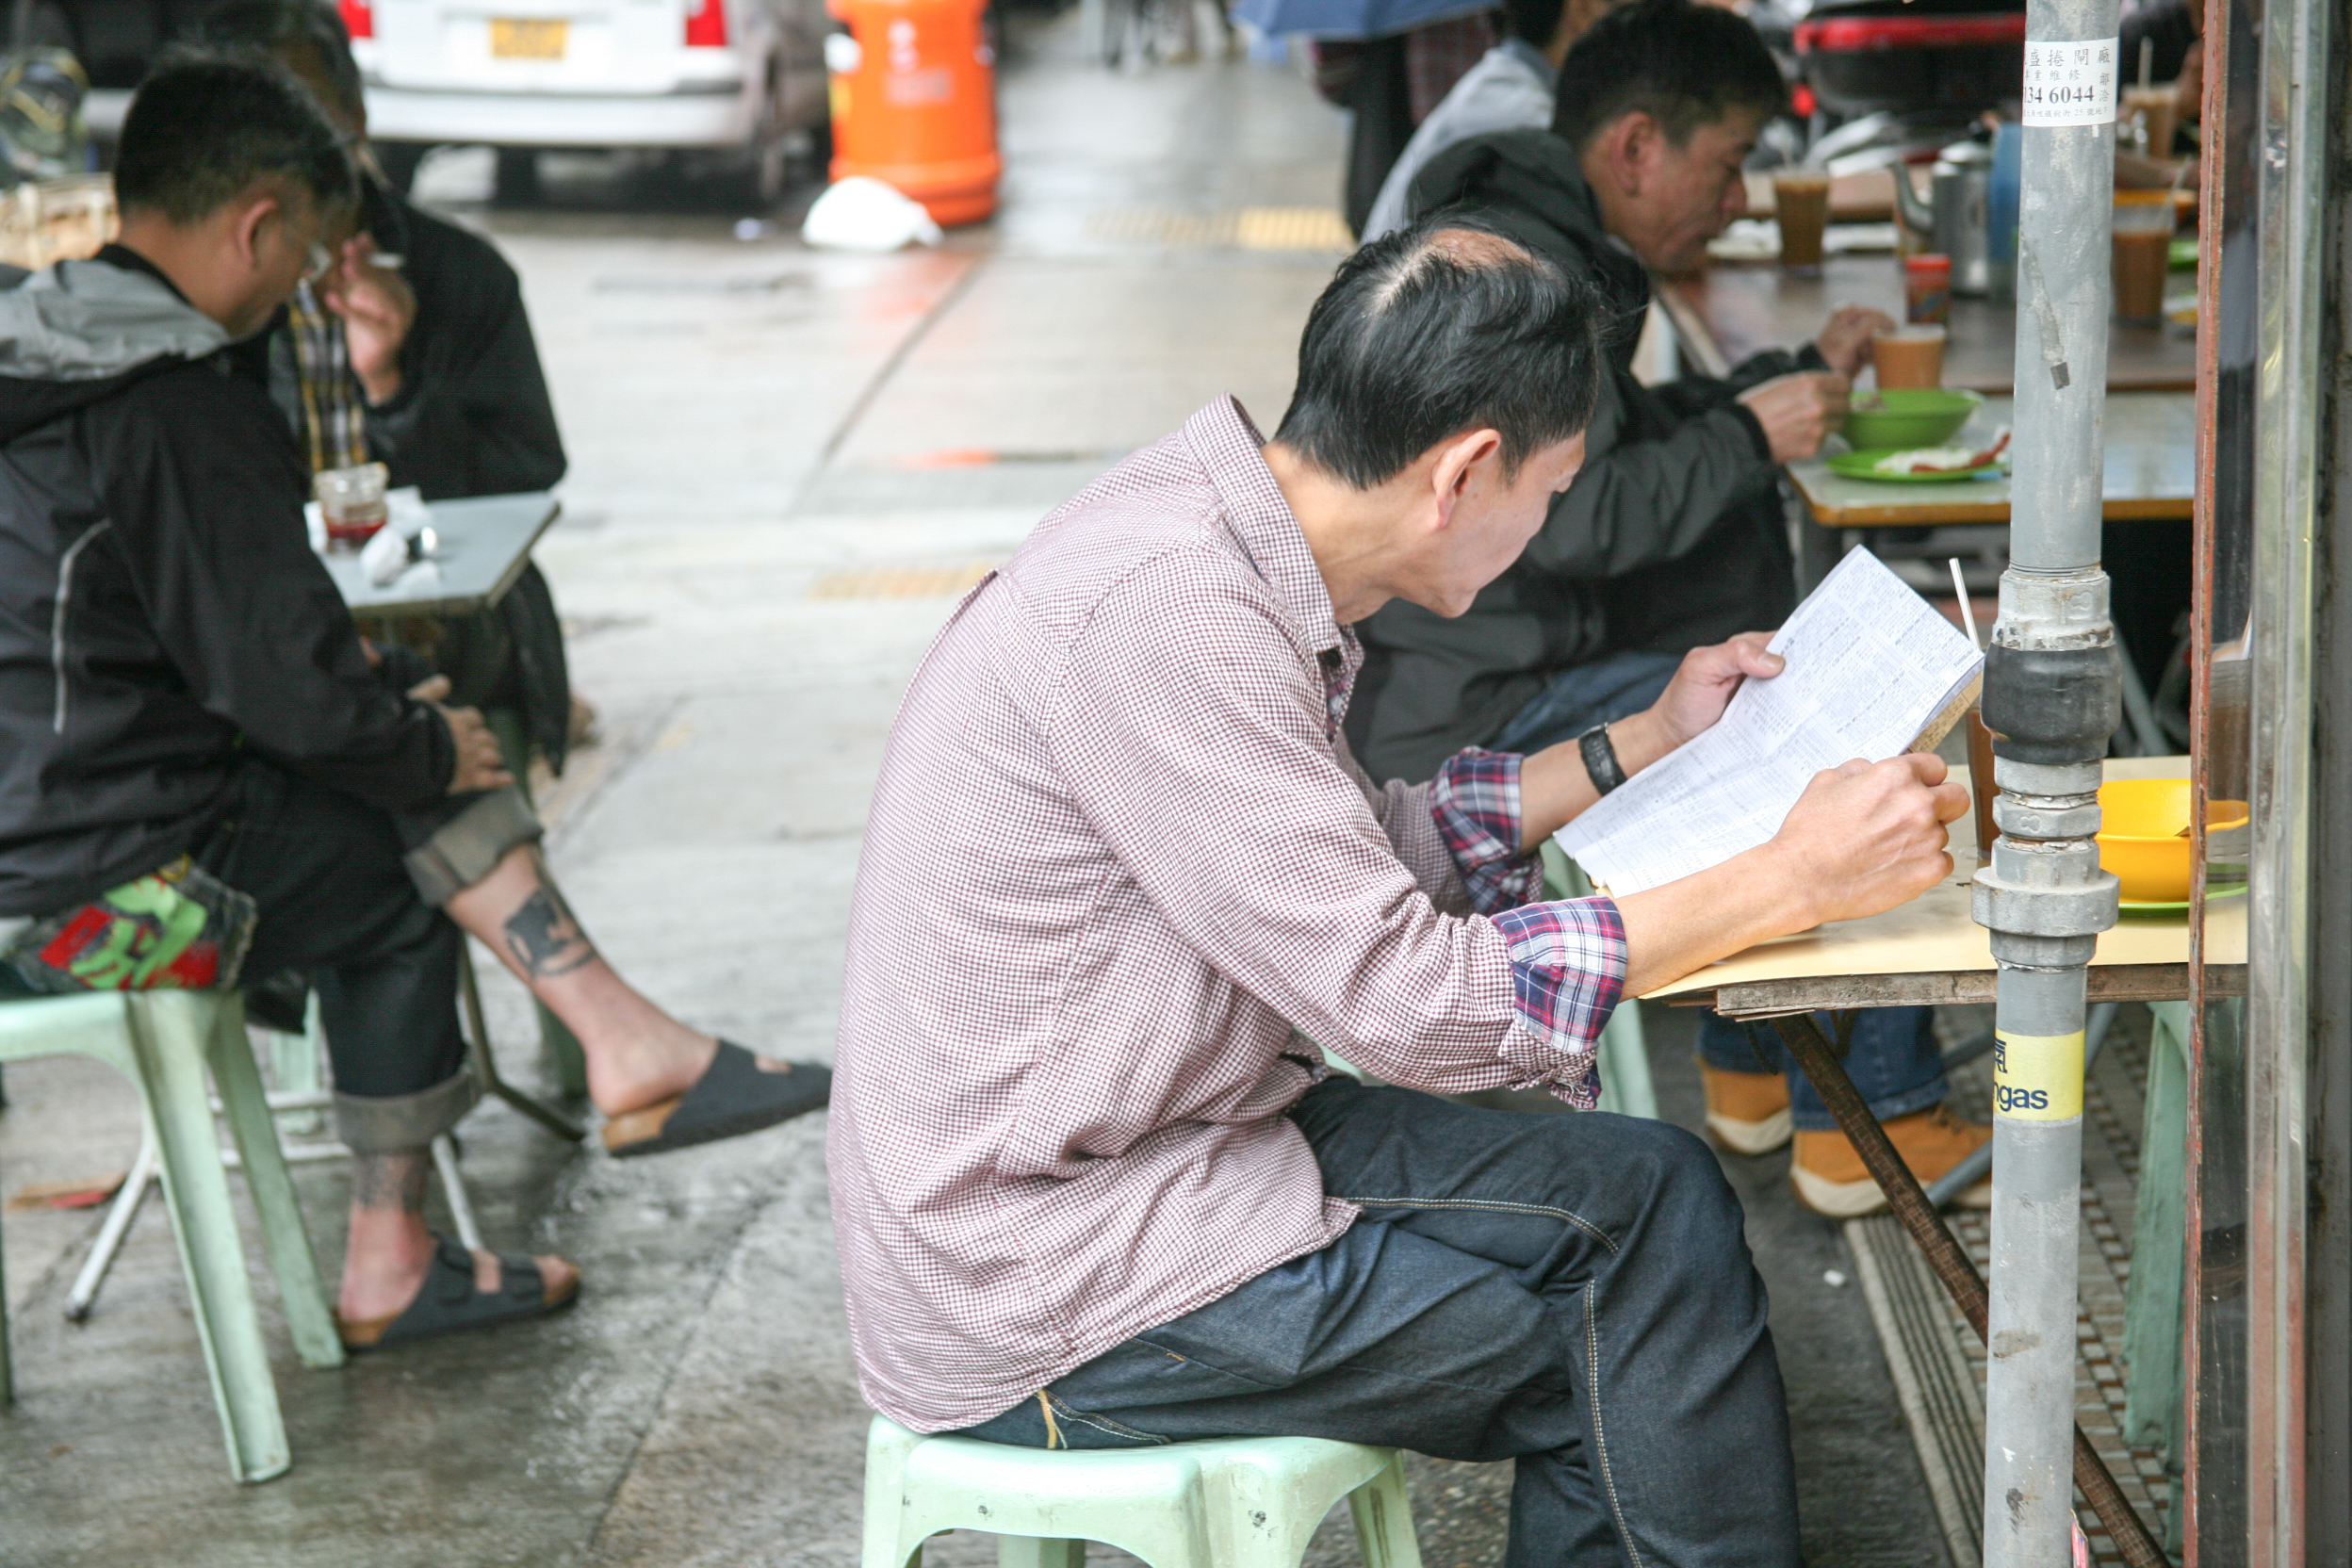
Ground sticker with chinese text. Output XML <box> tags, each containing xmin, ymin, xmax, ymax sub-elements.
<box><xmin>2021</xmin><ymin>37</ymin><xmax>2118</xmax><ymax>127</ymax></box>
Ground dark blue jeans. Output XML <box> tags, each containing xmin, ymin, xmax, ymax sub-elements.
<box><xmin>956</xmin><ymin>1077</ymin><xmax>1802</xmax><ymax>1568</ymax></box>
<box><xmin>1490</xmin><ymin>650</ymin><xmax>1684</xmax><ymax>756</ymax></box>
<box><xmin>1492</xmin><ymin>650</ymin><xmax>1949</xmax><ymax>1135</ymax></box>
<box><xmin>1695</xmin><ymin>1008</ymin><xmax>1948</xmax><ymax>1132</ymax></box>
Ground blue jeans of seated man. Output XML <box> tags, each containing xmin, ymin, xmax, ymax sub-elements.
<box><xmin>1697</xmin><ymin>1007</ymin><xmax>1948</xmax><ymax>1132</ymax></box>
<box><xmin>1493</xmin><ymin>651</ymin><xmax>1950</xmax><ymax>1136</ymax></box>
<box><xmin>954</xmin><ymin>1076</ymin><xmax>1802</xmax><ymax>1568</ymax></box>
<box><xmin>1490</xmin><ymin>650</ymin><xmax>1684</xmax><ymax>756</ymax></box>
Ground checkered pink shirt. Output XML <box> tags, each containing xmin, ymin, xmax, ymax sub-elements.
<box><xmin>828</xmin><ymin>398</ymin><xmax>1626</xmax><ymax>1432</ymax></box>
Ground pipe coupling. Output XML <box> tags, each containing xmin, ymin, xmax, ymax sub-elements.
<box><xmin>1992</xmin><ymin>792</ymin><xmax>2104</xmax><ymax>840</ymax></box>
<box><xmin>1982</xmin><ymin>643</ymin><xmax>2122</xmax><ymax>765</ymax></box>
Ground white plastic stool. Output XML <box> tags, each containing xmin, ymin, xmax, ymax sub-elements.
<box><xmin>861</xmin><ymin>1414</ymin><xmax>1424</xmax><ymax>1568</ymax></box>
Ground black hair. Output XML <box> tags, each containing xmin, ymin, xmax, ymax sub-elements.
<box><xmin>114</xmin><ymin>52</ymin><xmax>357</xmax><ymax>224</ymax></box>
<box><xmin>1552</xmin><ymin>0</ymin><xmax>1786</xmax><ymax>149</ymax></box>
<box><xmin>1272</xmin><ymin>214</ymin><xmax>1605</xmax><ymax>489</ymax></box>
<box><xmin>1500</xmin><ymin>0</ymin><xmax>1567</xmax><ymax>48</ymax></box>
<box><xmin>195</xmin><ymin>0</ymin><xmax>366</xmax><ymax>123</ymax></box>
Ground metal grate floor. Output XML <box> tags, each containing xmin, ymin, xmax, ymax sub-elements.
<box><xmin>1844</xmin><ymin>1014</ymin><xmax>2179</xmax><ymax>1567</ymax></box>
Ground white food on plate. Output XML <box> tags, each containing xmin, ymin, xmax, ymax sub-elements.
<box><xmin>1872</xmin><ymin>446</ymin><xmax>1977</xmax><ymax>473</ymax></box>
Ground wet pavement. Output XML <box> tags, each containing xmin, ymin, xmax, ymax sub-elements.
<box><xmin>0</xmin><ymin>13</ymin><xmax>1943</xmax><ymax>1565</ymax></box>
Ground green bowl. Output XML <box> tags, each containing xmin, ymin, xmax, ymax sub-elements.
<box><xmin>1839</xmin><ymin>388</ymin><xmax>1984</xmax><ymax>450</ymax></box>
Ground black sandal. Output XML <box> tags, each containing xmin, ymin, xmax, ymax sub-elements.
<box><xmin>601</xmin><ymin>1041</ymin><xmax>831</xmax><ymax>1159</ymax></box>
<box><xmin>336</xmin><ymin>1234</ymin><xmax>579</xmax><ymax>1351</ymax></box>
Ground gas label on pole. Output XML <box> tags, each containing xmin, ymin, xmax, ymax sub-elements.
<box><xmin>1992</xmin><ymin>1029</ymin><xmax>2086</xmax><ymax>1119</ymax></box>
<box><xmin>2021</xmin><ymin>38</ymin><xmax>2119</xmax><ymax>126</ymax></box>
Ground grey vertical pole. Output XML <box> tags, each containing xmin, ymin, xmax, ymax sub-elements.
<box><xmin>1969</xmin><ymin>6</ymin><xmax>2125</xmax><ymax>1567</ymax></box>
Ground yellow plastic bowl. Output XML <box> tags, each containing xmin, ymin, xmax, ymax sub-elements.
<box><xmin>2096</xmin><ymin>779</ymin><xmax>2250</xmax><ymax>902</ymax></box>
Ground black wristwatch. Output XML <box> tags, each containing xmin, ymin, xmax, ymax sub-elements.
<box><xmin>1577</xmin><ymin>722</ymin><xmax>1626</xmax><ymax>796</ymax></box>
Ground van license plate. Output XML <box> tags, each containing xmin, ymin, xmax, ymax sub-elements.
<box><xmin>489</xmin><ymin>17</ymin><xmax>567</xmax><ymax>58</ymax></box>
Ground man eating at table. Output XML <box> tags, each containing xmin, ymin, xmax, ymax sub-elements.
<box><xmin>830</xmin><ymin>215</ymin><xmax>1968</xmax><ymax>1566</ymax></box>
<box><xmin>0</xmin><ymin>57</ymin><xmax>825</xmax><ymax>1352</ymax></box>
<box><xmin>1348</xmin><ymin>0</ymin><xmax>1986</xmax><ymax>1215</ymax></box>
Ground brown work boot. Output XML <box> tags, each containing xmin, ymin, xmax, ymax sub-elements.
<box><xmin>1791</xmin><ymin>1103</ymin><xmax>1992</xmax><ymax>1217</ymax></box>
<box><xmin>1699</xmin><ymin>1060</ymin><xmax>1792</xmax><ymax>1154</ymax></box>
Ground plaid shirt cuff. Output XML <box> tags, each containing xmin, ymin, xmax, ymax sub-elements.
<box><xmin>1487</xmin><ymin>897</ymin><xmax>1628</xmax><ymax>1109</ymax></box>
<box><xmin>1430</xmin><ymin>747</ymin><xmax>1545</xmax><ymax>915</ymax></box>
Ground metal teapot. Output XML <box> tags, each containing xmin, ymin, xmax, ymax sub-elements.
<box><xmin>1893</xmin><ymin>139</ymin><xmax>1995</xmax><ymax>296</ymax></box>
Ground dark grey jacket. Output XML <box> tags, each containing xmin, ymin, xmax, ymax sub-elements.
<box><xmin>0</xmin><ymin>249</ymin><xmax>450</xmax><ymax>917</ymax></box>
<box><xmin>1346</xmin><ymin>129</ymin><xmax>1806</xmax><ymax>781</ymax></box>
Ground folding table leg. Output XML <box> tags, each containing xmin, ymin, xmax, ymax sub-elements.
<box><xmin>65</xmin><ymin>1127</ymin><xmax>157</xmax><ymax>1322</ymax></box>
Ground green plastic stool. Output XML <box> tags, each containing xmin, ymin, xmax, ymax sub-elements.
<box><xmin>0</xmin><ymin>989</ymin><xmax>345</xmax><ymax>1482</ymax></box>
<box><xmin>861</xmin><ymin>1414</ymin><xmax>1424</xmax><ymax>1568</ymax></box>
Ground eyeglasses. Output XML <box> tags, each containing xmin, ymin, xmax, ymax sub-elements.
<box><xmin>302</xmin><ymin>241</ymin><xmax>335</xmax><ymax>286</ymax></box>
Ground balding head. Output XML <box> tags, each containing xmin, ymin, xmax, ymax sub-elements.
<box><xmin>1274</xmin><ymin>215</ymin><xmax>1606</xmax><ymax>490</ymax></box>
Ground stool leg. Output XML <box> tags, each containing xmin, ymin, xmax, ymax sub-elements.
<box><xmin>0</xmin><ymin>1184</ymin><xmax>11</xmax><ymax>1407</ymax></box>
<box><xmin>205</xmin><ymin>1002</ymin><xmax>345</xmax><ymax>1372</ymax></box>
<box><xmin>1346</xmin><ymin>1453</ymin><xmax>1423</xmax><ymax>1568</ymax></box>
<box><xmin>132</xmin><ymin>994</ymin><xmax>292</xmax><ymax>1483</ymax></box>
<box><xmin>998</xmin><ymin>1540</ymin><xmax>1086</xmax><ymax>1568</ymax></box>
<box><xmin>863</xmin><ymin>1418</ymin><xmax>925</xmax><ymax>1568</ymax></box>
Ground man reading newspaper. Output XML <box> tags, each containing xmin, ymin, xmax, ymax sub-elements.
<box><xmin>829</xmin><ymin>218</ymin><xmax>1967</xmax><ymax>1567</ymax></box>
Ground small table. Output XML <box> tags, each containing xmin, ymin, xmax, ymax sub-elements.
<box><xmin>1785</xmin><ymin>392</ymin><xmax>2196</xmax><ymax>529</ymax></box>
<box><xmin>1640</xmin><ymin>755</ymin><xmax>2245</xmax><ymax>1019</ymax></box>
<box><xmin>1658</xmin><ymin>255</ymin><xmax>2197</xmax><ymax>395</ymax></box>
<box><xmin>323</xmin><ymin>492</ymin><xmax>561</xmax><ymax>621</ymax></box>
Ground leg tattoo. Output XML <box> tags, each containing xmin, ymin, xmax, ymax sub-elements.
<box><xmin>503</xmin><ymin>874</ymin><xmax>596</xmax><ymax>980</ymax></box>
<box><xmin>351</xmin><ymin>1150</ymin><xmax>430</xmax><ymax>1214</ymax></box>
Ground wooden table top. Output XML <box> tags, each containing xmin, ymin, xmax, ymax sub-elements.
<box><xmin>1660</xmin><ymin>254</ymin><xmax>2197</xmax><ymax>396</ymax></box>
<box><xmin>1640</xmin><ymin>757</ymin><xmax>2244</xmax><ymax>1017</ymax></box>
<box><xmin>1786</xmin><ymin>391</ymin><xmax>2196</xmax><ymax>527</ymax></box>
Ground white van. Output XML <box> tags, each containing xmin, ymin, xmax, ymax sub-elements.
<box><xmin>346</xmin><ymin>0</ymin><xmax>830</xmax><ymax>200</ymax></box>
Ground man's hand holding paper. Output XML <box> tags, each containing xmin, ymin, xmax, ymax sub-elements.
<box><xmin>1527</xmin><ymin>549</ymin><xmax>1985</xmax><ymax>996</ymax></box>
<box><xmin>1518</xmin><ymin>632</ymin><xmax>1785</xmax><ymax>848</ymax></box>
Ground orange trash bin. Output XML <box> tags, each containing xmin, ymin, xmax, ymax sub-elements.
<box><xmin>825</xmin><ymin>0</ymin><xmax>1001</xmax><ymax>227</ymax></box>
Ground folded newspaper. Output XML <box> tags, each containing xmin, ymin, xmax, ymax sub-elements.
<box><xmin>1555</xmin><ymin>547</ymin><xmax>1984</xmax><ymax>897</ymax></box>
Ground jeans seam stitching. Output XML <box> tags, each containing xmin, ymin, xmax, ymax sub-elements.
<box><xmin>1331</xmin><ymin>1193</ymin><xmax>1620</xmax><ymax>1254</ymax></box>
<box><xmin>1044</xmin><ymin>1393</ymin><xmax>1168</xmax><ymax>1446</ymax></box>
<box><xmin>1586</xmin><ymin>1283</ymin><xmax>1646</xmax><ymax>1568</ymax></box>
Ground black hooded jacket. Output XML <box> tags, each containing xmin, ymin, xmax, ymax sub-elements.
<box><xmin>0</xmin><ymin>248</ymin><xmax>451</xmax><ymax>917</ymax></box>
<box><xmin>1346</xmin><ymin>129</ymin><xmax>1808</xmax><ymax>781</ymax></box>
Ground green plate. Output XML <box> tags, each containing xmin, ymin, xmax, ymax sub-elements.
<box><xmin>1825</xmin><ymin>449</ymin><xmax>2008</xmax><ymax>484</ymax></box>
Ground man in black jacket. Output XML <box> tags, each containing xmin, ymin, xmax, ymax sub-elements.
<box><xmin>204</xmin><ymin>0</ymin><xmax>579</xmax><ymax>777</ymax></box>
<box><xmin>1348</xmin><ymin>0</ymin><xmax>1870</xmax><ymax>784</ymax></box>
<box><xmin>0</xmin><ymin>57</ymin><xmax>825</xmax><ymax>1350</ymax></box>
<box><xmin>1350</xmin><ymin>0</ymin><xmax>1989</xmax><ymax>1217</ymax></box>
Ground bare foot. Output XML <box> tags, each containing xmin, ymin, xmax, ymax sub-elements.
<box><xmin>584</xmin><ymin>1030</ymin><xmax>722</xmax><ymax>1118</ymax></box>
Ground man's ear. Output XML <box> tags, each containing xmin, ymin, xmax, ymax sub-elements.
<box><xmin>228</xmin><ymin>191</ymin><xmax>285</xmax><ymax>274</ymax></box>
<box><xmin>1600</xmin><ymin>112</ymin><xmax>1659</xmax><ymax>196</ymax></box>
<box><xmin>1428</xmin><ymin>428</ymin><xmax>1503</xmax><ymax>531</ymax></box>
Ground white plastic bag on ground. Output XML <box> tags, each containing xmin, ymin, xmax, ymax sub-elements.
<box><xmin>800</xmin><ymin>176</ymin><xmax>943</xmax><ymax>252</ymax></box>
